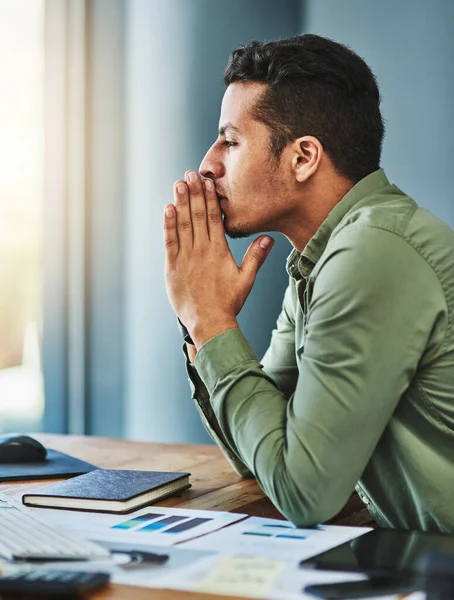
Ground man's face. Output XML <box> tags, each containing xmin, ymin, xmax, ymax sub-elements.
<box><xmin>199</xmin><ymin>82</ymin><xmax>292</xmax><ymax>238</ymax></box>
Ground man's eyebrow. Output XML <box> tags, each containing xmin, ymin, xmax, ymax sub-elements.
<box><xmin>218</xmin><ymin>123</ymin><xmax>241</xmax><ymax>136</ymax></box>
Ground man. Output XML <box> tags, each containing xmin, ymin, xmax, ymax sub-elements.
<box><xmin>163</xmin><ymin>34</ymin><xmax>454</xmax><ymax>532</ymax></box>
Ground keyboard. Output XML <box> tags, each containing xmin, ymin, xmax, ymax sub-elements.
<box><xmin>0</xmin><ymin>495</ymin><xmax>110</xmax><ymax>561</ymax></box>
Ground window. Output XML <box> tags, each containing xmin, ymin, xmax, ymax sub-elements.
<box><xmin>0</xmin><ymin>0</ymin><xmax>44</xmax><ymax>433</ymax></box>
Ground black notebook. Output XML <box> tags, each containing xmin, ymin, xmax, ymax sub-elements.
<box><xmin>22</xmin><ymin>469</ymin><xmax>191</xmax><ymax>514</ymax></box>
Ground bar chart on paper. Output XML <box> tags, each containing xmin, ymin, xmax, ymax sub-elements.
<box><xmin>241</xmin><ymin>523</ymin><xmax>316</xmax><ymax>540</ymax></box>
<box><xmin>22</xmin><ymin>505</ymin><xmax>246</xmax><ymax>546</ymax></box>
<box><xmin>183</xmin><ymin>517</ymin><xmax>371</xmax><ymax>561</ymax></box>
<box><xmin>112</xmin><ymin>513</ymin><xmax>213</xmax><ymax>536</ymax></box>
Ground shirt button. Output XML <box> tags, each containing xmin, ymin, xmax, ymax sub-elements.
<box><xmin>360</xmin><ymin>495</ymin><xmax>370</xmax><ymax>505</ymax></box>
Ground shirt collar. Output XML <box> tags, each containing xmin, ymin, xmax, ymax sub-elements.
<box><xmin>286</xmin><ymin>168</ymin><xmax>390</xmax><ymax>280</ymax></box>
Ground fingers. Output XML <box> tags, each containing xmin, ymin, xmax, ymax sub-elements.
<box><xmin>169</xmin><ymin>171</ymin><xmax>223</xmax><ymax>255</ymax></box>
<box><xmin>202</xmin><ymin>176</ymin><xmax>226</xmax><ymax>244</ymax></box>
<box><xmin>173</xmin><ymin>180</ymin><xmax>193</xmax><ymax>252</ymax></box>
<box><xmin>185</xmin><ymin>171</ymin><xmax>209</xmax><ymax>245</ymax></box>
<box><xmin>241</xmin><ymin>236</ymin><xmax>274</xmax><ymax>284</ymax></box>
<box><xmin>163</xmin><ymin>204</ymin><xmax>178</xmax><ymax>263</ymax></box>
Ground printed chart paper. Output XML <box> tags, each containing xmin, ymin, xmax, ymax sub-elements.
<box><xmin>24</xmin><ymin>504</ymin><xmax>247</xmax><ymax>546</ymax></box>
<box><xmin>164</xmin><ymin>517</ymin><xmax>373</xmax><ymax>599</ymax></box>
<box><xmin>182</xmin><ymin>516</ymin><xmax>371</xmax><ymax>561</ymax></box>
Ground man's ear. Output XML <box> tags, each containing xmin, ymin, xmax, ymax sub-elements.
<box><xmin>291</xmin><ymin>136</ymin><xmax>323</xmax><ymax>183</ymax></box>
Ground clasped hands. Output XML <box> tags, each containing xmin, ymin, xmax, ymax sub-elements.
<box><xmin>164</xmin><ymin>170</ymin><xmax>274</xmax><ymax>350</ymax></box>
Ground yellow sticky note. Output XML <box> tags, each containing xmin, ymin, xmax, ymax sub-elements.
<box><xmin>196</xmin><ymin>554</ymin><xmax>286</xmax><ymax>598</ymax></box>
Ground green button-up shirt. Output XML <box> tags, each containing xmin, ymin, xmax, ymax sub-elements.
<box><xmin>185</xmin><ymin>168</ymin><xmax>454</xmax><ymax>532</ymax></box>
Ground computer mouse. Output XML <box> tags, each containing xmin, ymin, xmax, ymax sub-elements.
<box><xmin>0</xmin><ymin>433</ymin><xmax>47</xmax><ymax>463</ymax></box>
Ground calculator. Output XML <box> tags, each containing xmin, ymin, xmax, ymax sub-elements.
<box><xmin>0</xmin><ymin>569</ymin><xmax>110</xmax><ymax>596</ymax></box>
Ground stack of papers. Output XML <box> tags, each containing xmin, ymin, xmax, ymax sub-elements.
<box><xmin>23</xmin><ymin>502</ymin><xmax>380</xmax><ymax>599</ymax></box>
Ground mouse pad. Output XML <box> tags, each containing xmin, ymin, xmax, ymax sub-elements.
<box><xmin>0</xmin><ymin>449</ymin><xmax>98</xmax><ymax>481</ymax></box>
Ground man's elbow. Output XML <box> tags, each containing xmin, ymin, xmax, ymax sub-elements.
<box><xmin>280</xmin><ymin>502</ymin><xmax>338</xmax><ymax>528</ymax></box>
<box><xmin>264</xmin><ymin>469</ymin><xmax>345</xmax><ymax>528</ymax></box>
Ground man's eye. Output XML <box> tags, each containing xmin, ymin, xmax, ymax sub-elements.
<box><xmin>223</xmin><ymin>141</ymin><xmax>238</xmax><ymax>148</ymax></box>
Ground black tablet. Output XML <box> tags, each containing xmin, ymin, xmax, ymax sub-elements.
<box><xmin>299</xmin><ymin>528</ymin><xmax>454</xmax><ymax>576</ymax></box>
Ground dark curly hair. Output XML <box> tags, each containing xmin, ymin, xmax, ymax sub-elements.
<box><xmin>223</xmin><ymin>34</ymin><xmax>384</xmax><ymax>183</ymax></box>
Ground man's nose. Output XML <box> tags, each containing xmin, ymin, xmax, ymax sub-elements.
<box><xmin>199</xmin><ymin>149</ymin><xmax>212</xmax><ymax>178</ymax></box>
<box><xmin>199</xmin><ymin>145</ymin><xmax>223</xmax><ymax>180</ymax></box>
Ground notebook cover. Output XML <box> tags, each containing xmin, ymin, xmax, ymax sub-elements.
<box><xmin>0</xmin><ymin>449</ymin><xmax>97</xmax><ymax>482</ymax></box>
<box><xmin>23</xmin><ymin>469</ymin><xmax>191</xmax><ymax>502</ymax></box>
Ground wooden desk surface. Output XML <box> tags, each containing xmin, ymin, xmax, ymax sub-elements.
<box><xmin>0</xmin><ymin>434</ymin><xmax>374</xmax><ymax>600</ymax></box>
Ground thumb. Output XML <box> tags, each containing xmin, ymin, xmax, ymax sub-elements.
<box><xmin>240</xmin><ymin>235</ymin><xmax>275</xmax><ymax>282</ymax></box>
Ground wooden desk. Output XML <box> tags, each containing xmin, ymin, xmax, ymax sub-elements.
<box><xmin>0</xmin><ymin>434</ymin><xmax>374</xmax><ymax>599</ymax></box>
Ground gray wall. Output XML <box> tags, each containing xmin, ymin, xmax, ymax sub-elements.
<box><xmin>303</xmin><ymin>0</ymin><xmax>454</xmax><ymax>227</ymax></box>
<box><xmin>124</xmin><ymin>0</ymin><xmax>300</xmax><ymax>442</ymax></box>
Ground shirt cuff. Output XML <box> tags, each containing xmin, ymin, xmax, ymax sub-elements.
<box><xmin>194</xmin><ymin>328</ymin><xmax>258</xmax><ymax>394</ymax></box>
<box><xmin>182</xmin><ymin>343</ymin><xmax>209</xmax><ymax>401</ymax></box>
